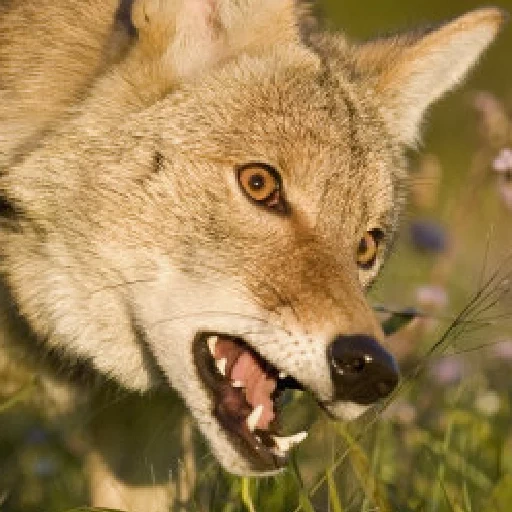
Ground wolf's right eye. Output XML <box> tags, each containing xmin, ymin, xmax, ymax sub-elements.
<box><xmin>237</xmin><ymin>163</ymin><xmax>285</xmax><ymax>211</ymax></box>
<box><xmin>356</xmin><ymin>229</ymin><xmax>383</xmax><ymax>269</ymax></box>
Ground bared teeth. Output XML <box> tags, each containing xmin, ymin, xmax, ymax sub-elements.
<box><xmin>271</xmin><ymin>447</ymin><xmax>286</xmax><ymax>458</ymax></box>
<box><xmin>207</xmin><ymin>335</ymin><xmax>218</xmax><ymax>356</ymax></box>
<box><xmin>271</xmin><ymin>432</ymin><xmax>308</xmax><ymax>453</ymax></box>
<box><xmin>232</xmin><ymin>380</ymin><xmax>244</xmax><ymax>388</ymax></box>
<box><xmin>246</xmin><ymin>404</ymin><xmax>263</xmax><ymax>432</ymax></box>
<box><xmin>216</xmin><ymin>357</ymin><xmax>227</xmax><ymax>376</ymax></box>
<box><xmin>278</xmin><ymin>371</ymin><xmax>288</xmax><ymax>379</ymax></box>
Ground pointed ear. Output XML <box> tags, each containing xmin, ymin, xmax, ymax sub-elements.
<box><xmin>132</xmin><ymin>0</ymin><xmax>301</xmax><ymax>81</ymax></box>
<box><xmin>355</xmin><ymin>8</ymin><xmax>507</xmax><ymax>146</ymax></box>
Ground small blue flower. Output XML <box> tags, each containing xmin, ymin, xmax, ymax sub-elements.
<box><xmin>25</xmin><ymin>428</ymin><xmax>48</xmax><ymax>445</ymax></box>
<box><xmin>33</xmin><ymin>457</ymin><xmax>57</xmax><ymax>477</ymax></box>
<box><xmin>410</xmin><ymin>220</ymin><xmax>448</xmax><ymax>253</ymax></box>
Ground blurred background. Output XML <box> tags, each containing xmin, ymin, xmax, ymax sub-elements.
<box><xmin>1</xmin><ymin>1</ymin><xmax>511</xmax><ymax>511</ymax></box>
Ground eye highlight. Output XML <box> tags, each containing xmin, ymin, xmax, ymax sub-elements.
<box><xmin>237</xmin><ymin>163</ymin><xmax>284</xmax><ymax>210</ymax></box>
<box><xmin>356</xmin><ymin>229</ymin><xmax>383</xmax><ymax>269</ymax></box>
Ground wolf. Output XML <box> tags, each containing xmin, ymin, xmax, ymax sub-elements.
<box><xmin>0</xmin><ymin>0</ymin><xmax>506</xmax><ymax>510</ymax></box>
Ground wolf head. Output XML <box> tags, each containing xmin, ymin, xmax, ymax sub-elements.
<box><xmin>0</xmin><ymin>0</ymin><xmax>505</xmax><ymax>474</ymax></box>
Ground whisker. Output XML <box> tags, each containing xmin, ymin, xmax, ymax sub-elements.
<box><xmin>147</xmin><ymin>311</ymin><xmax>273</xmax><ymax>331</ymax></box>
<box><xmin>87</xmin><ymin>276</ymin><xmax>158</xmax><ymax>297</ymax></box>
<box><xmin>302</xmin><ymin>255</ymin><xmax>512</xmax><ymax>505</ymax></box>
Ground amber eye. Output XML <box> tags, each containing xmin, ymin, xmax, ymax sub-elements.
<box><xmin>237</xmin><ymin>163</ymin><xmax>282</xmax><ymax>208</ymax></box>
<box><xmin>357</xmin><ymin>230</ymin><xmax>382</xmax><ymax>268</ymax></box>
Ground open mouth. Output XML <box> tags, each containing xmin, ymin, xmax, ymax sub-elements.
<box><xmin>193</xmin><ymin>332</ymin><xmax>308</xmax><ymax>471</ymax></box>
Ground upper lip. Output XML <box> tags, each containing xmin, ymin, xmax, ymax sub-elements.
<box><xmin>193</xmin><ymin>332</ymin><xmax>307</xmax><ymax>471</ymax></box>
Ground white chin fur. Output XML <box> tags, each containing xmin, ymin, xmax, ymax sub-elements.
<box><xmin>325</xmin><ymin>401</ymin><xmax>370</xmax><ymax>421</ymax></box>
<box><xmin>131</xmin><ymin>263</ymin><xmax>337</xmax><ymax>474</ymax></box>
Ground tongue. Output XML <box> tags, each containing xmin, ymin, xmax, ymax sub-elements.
<box><xmin>215</xmin><ymin>338</ymin><xmax>276</xmax><ymax>430</ymax></box>
<box><xmin>231</xmin><ymin>352</ymin><xmax>276</xmax><ymax>428</ymax></box>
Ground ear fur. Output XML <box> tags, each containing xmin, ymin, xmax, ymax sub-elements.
<box><xmin>131</xmin><ymin>0</ymin><xmax>301</xmax><ymax>81</ymax></box>
<box><xmin>355</xmin><ymin>8</ymin><xmax>507</xmax><ymax>145</ymax></box>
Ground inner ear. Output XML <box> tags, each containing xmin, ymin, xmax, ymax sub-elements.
<box><xmin>354</xmin><ymin>8</ymin><xmax>506</xmax><ymax>146</ymax></box>
<box><xmin>115</xmin><ymin>0</ymin><xmax>137</xmax><ymax>37</ymax></box>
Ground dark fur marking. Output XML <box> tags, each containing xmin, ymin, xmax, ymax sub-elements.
<box><xmin>152</xmin><ymin>150</ymin><xmax>165</xmax><ymax>175</ymax></box>
<box><xmin>115</xmin><ymin>0</ymin><xmax>137</xmax><ymax>37</ymax></box>
<box><xmin>339</xmin><ymin>89</ymin><xmax>364</xmax><ymax>170</ymax></box>
<box><xmin>134</xmin><ymin>150</ymin><xmax>165</xmax><ymax>188</ymax></box>
<box><xmin>0</xmin><ymin>195</ymin><xmax>17</xmax><ymax>220</ymax></box>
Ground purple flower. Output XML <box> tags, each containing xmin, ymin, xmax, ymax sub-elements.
<box><xmin>429</xmin><ymin>356</ymin><xmax>465</xmax><ymax>385</ymax></box>
<box><xmin>491</xmin><ymin>339</ymin><xmax>512</xmax><ymax>360</ymax></box>
<box><xmin>473</xmin><ymin>92</ymin><xmax>509</xmax><ymax>145</ymax></box>
<box><xmin>493</xmin><ymin>148</ymin><xmax>512</xmax><ymax>172</ymax></box>
<box><xmin>497</xmin><ymin>174</ymin><xmax>512</xmax><ymax>210</ymax></box>
<box><xmin>473</xmin><ymin>92</ymin><xmax>503</xmax><ymax>118</ymax></box>
<box><xmin>383</xmin><ymin>400</ymin><xmax>417</xmax><ymax>425</ymax></box>
<box><xmin>416</xmin><ymin>285</ymin><xmax>448</xmax><ymax>309</ymax></box>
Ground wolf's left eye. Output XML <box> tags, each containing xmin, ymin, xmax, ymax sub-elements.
<box><xmin>237</xmin><ymin>163</ymin><xmax>284</xmax><ymax>210</ymax></box>
<box><xmin>356</xmin><ymin>229</ymin><xmax>383</xmax><ymax>268</ymax></box>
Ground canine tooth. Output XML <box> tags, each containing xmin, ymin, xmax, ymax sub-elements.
<box><xmin>246</xmin><ymin>404</ymin><xmax>263</xmax><ymax>432</ymax></box>
<box><xmin>207</xmin><ymin>335</ymin><xmax>218</xmax><ymax>356</ymax></box>
<box><xmin>278</xmin><ymin>371</ymin><xmax>288</xmax><ymax>379</ymax></box>
<box><xmin>216</xmin><ymin>357</ymin><xmax>227</xmax><ymax>376</ymax></box>
<box><xmin>271</xmin><ymin>431</ymin><xmax>308</xmax><ymax>453</ymax></box>
<box><xmin>271</xmin><ymin>447</ymin><xmax>286</xmax><ymax>458</ymax></box>
<box><xmin>232</xmin><ymin>380</ymin><xmax>244</xmax><ymax>388</ymax></box>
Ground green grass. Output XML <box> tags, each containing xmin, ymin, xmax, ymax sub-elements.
<box><xmin>2</xmin><ymin>2</ymin><xmax>512</xmax><ymax>509</ymax></box>
<box><xmin>2</xmin><ymin>288</ymin><xmax>511</xmax><ymax>511</ymax></box>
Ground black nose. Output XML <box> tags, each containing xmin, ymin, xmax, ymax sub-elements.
<box><xmin>328</xmin><ymin>334</ymin><xmax>399</xmax><ymax>405</ymax></box>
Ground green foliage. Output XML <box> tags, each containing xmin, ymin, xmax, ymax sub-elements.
<box><xmin>64</xmin><ymin>509</ymin><xmax>125</xmax><ymax>512</ymax></box>
<box><xmin>2</xmin><ymin>2</ymin><xmax>512</xmax><ymax>511</ymax></box>
<box><xmin>0</xmin><ymin>377</ymin><xmax>36</xmax><ymax>414</ymax></box>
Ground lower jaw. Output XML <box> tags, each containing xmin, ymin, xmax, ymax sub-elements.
<box><xmin>214</xmin><ymin>406</ymin><xmax>288</xmax><ymax>471</ymax></box>
<box><xmin>192</xmin><ymin>331</ymin><xmax>308</xmax><ymax>471</ymax></box>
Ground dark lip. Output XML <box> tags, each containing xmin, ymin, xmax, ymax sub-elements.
<box><xmin>192</xmin><ymin>332</ymin><xmax>303</xmax><ymax>472</ymax></box>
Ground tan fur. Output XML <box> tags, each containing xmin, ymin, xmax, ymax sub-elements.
<box><xmin>0</xmin><ymin>1</ymin><xmax>505</xmax><ymax>509</ymax></box>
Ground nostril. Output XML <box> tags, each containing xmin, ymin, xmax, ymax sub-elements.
<box><xmin>328</xmin><ymin>334</ymin><xmax>399</xmax><ymax>405</ymax></box>
<box><xmin>331</xmin><ymin>354</ymin><xmax>367</xmax><ymax>375</ymax></box>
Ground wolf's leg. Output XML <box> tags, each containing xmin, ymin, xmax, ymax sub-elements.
<box><xmin>87</xmin><ymin>450</ymin><xmax>172</xmax><ymax>512</ymax></box>
<box><xmin>86</xmin><ymin>391</ymin><xmax>187</xmax><ymax>512</ymax></box>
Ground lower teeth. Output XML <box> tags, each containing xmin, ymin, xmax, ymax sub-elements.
<box><xmin>207</xmin><ymin>335</ymin><xmax>218</xmax><ymax>356</ymax></box>
<box><xmin>246</xmin><ymin>404</ymin><xmax>264</xmax><ymax>432</ymax></box>
<box><xmin>216</xmin><ymin>357</ymin><xmax>227</xmax><ymax>376</ymax></box>
<box><xmin>271</xmin><ymin>447</ymin><xmax>286</xmax><ymax>458</ymax></box>
<box><xmin>271</xmin><ymin>431</ymin><xmax>308</xmax><ymax>454</ymax></box>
